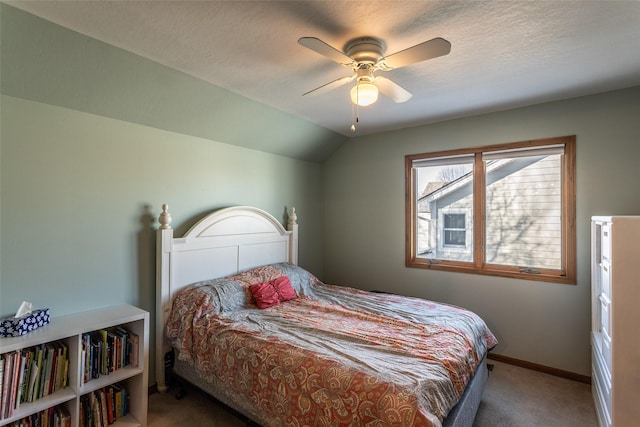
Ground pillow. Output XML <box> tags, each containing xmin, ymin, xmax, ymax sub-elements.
<box><xmin>272</xmin><ymin>276</ymin><xmax>297</xmax><ymax>302</ymax></box>
<box><xmin>268</xmin><ymin>263</ymin><xmax>322</xmax><ymax>296</ymax></box>
<box><xmin>249</xmin><ymin>276</ymin><xmax>298</xmax><ymax>309</ymax></box>
<box><xmin>249</xmin><ymin>281</ymin><xmax>281</xmax><ymax>309</ymax></box>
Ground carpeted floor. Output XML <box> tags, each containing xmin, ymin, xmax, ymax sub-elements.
<box><xmin>473</xmin><ymin>361</ymin><xmax>597</xmax><ymax>427</ymax></box>
<box><xmin>147</xmin><ymin>360</ymin><xmax>598</xmax><ymax>426</ymax></box>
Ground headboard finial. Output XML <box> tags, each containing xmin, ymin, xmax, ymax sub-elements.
<box><xmin>159</xmin><ymin>203</ymin><xmax>172</xmax><ymax>229</ymax></box>
<box><xmin>288</xmin><ymin>207</ymin><xmax>298</xmax><ymax>227</ymax></box>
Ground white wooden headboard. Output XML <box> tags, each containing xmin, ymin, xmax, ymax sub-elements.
<box><xmin>155</xmin><ymin>204</ymin><xmax>298</xmax><ymax>390</ymax></box>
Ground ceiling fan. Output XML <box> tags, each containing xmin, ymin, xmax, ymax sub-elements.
<box><xmin>298</xmin><ymin>36</ymin><xmax>451</xmax><ymax>107</ymax></box>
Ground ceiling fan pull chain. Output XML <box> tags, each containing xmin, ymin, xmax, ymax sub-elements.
<box><xmin>351</xmin><ymin>97</ymin><xmax>362</xmax><ymax>132</ymax></box>
<box><xmin>356</xmin><ymin>89</ymin><xmax>361</xmax><ymax>125</ymax></box>
<box><xmin>351</xmin><ymin>99</ymin><xmax>357</xmax><ymax>132</ymax></box>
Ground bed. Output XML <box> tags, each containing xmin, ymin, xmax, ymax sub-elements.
<box><xmin>155</xmin><ymin>204</ymin><xmax>497</xmax><ymax>427</ymax></box>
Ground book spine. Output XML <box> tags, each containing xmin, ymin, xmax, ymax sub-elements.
<box><xmin>0</xmin><ymin>357</ymin><xmax>5</xmax><ymax>418</ymax></box>
<box><xmin>130</xmin><ymin>333</ymin><xmax>139</xmax><ymax>368</ymax></box>
<box><xmin>9</xmin><ymin>351</ymin><xmax>20</xmax><ymax>417</ymax></box>
<box><xmin>1</xmin><ymin>352</ymin><xmax>13</xmax><ymax>419</ymax></box>
<box><xmin>14</xmin><ymin>352</ymin><xmax>27</xmax><ymax>409</ymax></box>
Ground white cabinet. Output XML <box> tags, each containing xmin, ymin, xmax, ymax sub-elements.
<box><xmin>0</xmin><ymin>305</ymin><xmax>148</xmax><ymax>427</ymax></box>
<box><xmin>591</xmin><ymin>216</ymin><xmax>640</xmax><ymax>427</ymax></box>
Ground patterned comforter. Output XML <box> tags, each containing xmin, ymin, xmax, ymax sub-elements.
<box><xmin>166</xmin><ymin>263</ymin><xmax>497</xmax><ymax>427</ymax></box>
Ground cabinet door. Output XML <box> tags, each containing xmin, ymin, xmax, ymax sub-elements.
<box><xmin>600</xmin><ymin>262</ymin><xmax>611</xmax><ymax>298</ymax></box>
<box><xmin>599</xmin><ymin>294</ymin><xmax>611</xmax><ymax>343</ymax></box>
<box><xmin>601</xmin><ymin>223</ymin><xmax>611</xmax><ymax>264</ymax></box>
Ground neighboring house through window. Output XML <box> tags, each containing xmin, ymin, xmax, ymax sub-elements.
<box><xmin>405</xmin><ymin>136</ymin><xmax>576</xmax><ymax>284</ymax></box>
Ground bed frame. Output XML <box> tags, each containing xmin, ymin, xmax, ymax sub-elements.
<box><xmin>155</xmin><ymin>204</ymin><xmax>487</xmax><ymax>427</ymax></box>
<box><xmin>155</xmin><ymin>203</ymin><xmax>298</xmax><ymax>391</ymax></box>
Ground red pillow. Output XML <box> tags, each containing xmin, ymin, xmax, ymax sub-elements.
<box><xmin>272</xmin><ymin>276</ymin><xmax>298</xmax><ymax>302</ymax></box>
<box><xmin>249</xmin><ymin>276</ymin><xmax>298</xmax><ymax>309</ymax></box>
<box><xmin>249</xmin><ymin>282</ymin><xmax>280</xmax><ymax>309</ymax></box>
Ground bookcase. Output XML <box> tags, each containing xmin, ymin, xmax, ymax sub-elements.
<box><xmin>0</xmin><ymin>305</ymin><xmax>148</xmax><ymax>427</ymax></box>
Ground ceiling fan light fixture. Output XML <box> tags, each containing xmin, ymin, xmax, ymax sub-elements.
<box><xmin>350</xmin><ymin>82</ymin><xmax>378</xmax><ymax>107</ymax></box>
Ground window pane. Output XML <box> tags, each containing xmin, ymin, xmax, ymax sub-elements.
<box><xmin>444</xmin><ymin>213</ymin><xmax>465</xmax><ymax>229</ymax></box>
<box><xmin>484</xmin><ymin>152</ymin><xmax>562</xmax><ymax>270</ymax></box>
<box><xmin>415</xmin><ymin>162</ymin><xmax>473</xmax><ymax>262</ymax></box>
<box><xmin>444</xmin><ymin>230</ymin><xmax>466</xmax><ymax>246</ymax></box>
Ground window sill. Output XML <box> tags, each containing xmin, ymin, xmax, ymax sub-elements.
<box><xmin>407</xmin><ymin>259</ymin><xmax>576</xmax><ymax>285</ymax></box>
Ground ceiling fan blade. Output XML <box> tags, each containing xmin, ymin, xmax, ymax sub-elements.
<box><xmin>375</xmin><ymin>76</ymin><xmax>413</xmax><ymax>103</ymax></box>
<box><xmin>303</xmin><ymin>75</ymin><xmax>354</xmax><ymax>97</ymax></box>
<box><xmin>298</xmin><ymin>37</ymin><xmax>353</xmax><ymax>66</ymax></box>
<box><xmin>381</xmin><ymin>37</ymin><xmax>451</xmax><ymax>70</ymax></box>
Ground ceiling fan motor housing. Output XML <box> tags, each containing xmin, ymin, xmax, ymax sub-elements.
<box><xmin>345</xmin><ymin>37</ymin><xmax>385</xmax><ymax>64</ymax></box>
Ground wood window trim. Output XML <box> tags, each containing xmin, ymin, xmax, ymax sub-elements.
<box><xmin>405</xmin><ymin>136</ymin><xmax>576</xmax><ymax>284</ymax></box>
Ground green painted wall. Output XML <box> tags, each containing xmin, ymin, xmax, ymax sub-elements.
<box><xmin>323</xmin><ymin>86</ymin><xmax>640</xmax><ymax>376</ymax></box>
<box><xmin>0</xmin><ymin>4</ymin><xmax>328</xmax><ymax>384</ymax></box>
<box><xmin>0</xmin><ymin>4</ymin><xmax>345</xmax><ymax>162</ymax></box>
<box><xmin>1</xmin><ymin>94</ymin><xmax>324</xmax><ymax>316</ymax></box>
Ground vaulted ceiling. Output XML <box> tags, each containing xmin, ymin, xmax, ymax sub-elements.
<box><xmin>6</xmin><ymin>1</ymin><xmax>640</xmax><ymax>137</ymax></box>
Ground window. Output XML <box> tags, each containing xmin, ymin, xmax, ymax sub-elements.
<box><xmin>443</xmin><ymin>213</ymin><xmax>466</xmax><ymax>246</ymax></box>
<box><xmin>405</xmin><ymin>136</ymin><xmax>576</xmax><ymax>284</ymax></box>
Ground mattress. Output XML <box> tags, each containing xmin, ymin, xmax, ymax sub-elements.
<box><xmin>166</xmin><ymin>263</ymin><xmax>497</xmax><ymax>427</ymax></box>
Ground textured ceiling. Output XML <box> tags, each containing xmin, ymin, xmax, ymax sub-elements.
<box><xmin>6</xmin><ymin>1</ymin><xmax>640</xmax><ymax>137</ymax></box>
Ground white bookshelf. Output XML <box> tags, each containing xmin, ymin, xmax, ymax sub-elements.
<box><xmin>0</xmin><ymin>305</ymin><xmax>148</xmax><ymax>427</ymax></box>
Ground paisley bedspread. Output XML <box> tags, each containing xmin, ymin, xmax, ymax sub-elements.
<box><xmin>166</xmin><ymin>263</ymin><xmax>497</xmax><ymax>427</ymax></box>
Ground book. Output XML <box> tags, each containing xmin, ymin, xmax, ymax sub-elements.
<box><xmin>40</xmin><ymin>343</ymin><xmax>48</xmax><ymax>399</ymax></box>
<box><xmin>27</xmin><ymin>362</ymin><xmax>39</xmax><ymax>404</ymax></box>
<box><xmin>14</xmin><ymin>352</ymin><xmax>27</xmax><ymax>409</ymax></box>
<box><xmin>97</xmin><ymin>330</ymin><xmax>108</xmax><ymax>376</ymax></box>
<box><xmin>36</xmin><ymin>345</ymin><xmax>45</xmax><ymax>399</ymax></box>
<box><xmin>1</xmin><ymin>352</ymin><xmax>12</xmax><ymax>418</ymax></box>
<box><xmin>61</xmin><ymin>355</ymin><xmax>69</xmax><ymax>390</ymax></box>
<box><xmin>48</xmin><ymin>343</ymin><xmax>59</xmax><ymax>396</ymax></box>
<box><xmin>106</xmin><ymin>385</ymin><xmax>116</xmax><ymax>424</ymax></box>
<box><xmin>57</xmin><ymin>404</ymin><xmax>72</xmax><ymax>427</ymax></box>
<box><xmin>122</xmin><ymin>386</ymin><xmax>129</xmax><ymax>418</ymax></box>
<box><xmin>0</xmin><ymin>357</ymin><xmax>4</xmax><ymax>417</ymax></box>
<box><xmin>89</xmin><ymin>391</ymin><xmax>102</xmax><ymax>427</ymax></box>
<box><xmin>9</xmin><ymin>351</ymin><xmax>20</xmax><ymax>417</ymax></box>
<box><xmin>41</xmin><ymin>405</ymin><xmax>49</xmax><ymax>427</ymax></box>
<box><xmin>98</xmin><ymin>388</ymin><xmax>109</xmax><ymax>427</ymax></box>
<box><xmin>82</xmin><ymin>333</ymin><xmax>90</xmax><ymax>383</ymax></box>
<box><xmin>90</xmin><ymin>337</ymin><xmax>101</xmax><ymax>380</ymax></box>
<box><xmin>53</xmin><ymin>341</ymin><xmax>66</xmax><ymax>392</ymax></box>
<box><xmin>113</xmin><ymin>383</ymin><xmax>123</xmax><ymax>419</ymax></box>
<box><xmin>129</xmin><ymin>332</ymin><xmax>139</xmax><ymax>368</ymax></box>
<box><xmin>80</xmin><ymin>394</ymin><xmax>89</xmax><ymax>427</ymax></box>
<box><xmin>20</xmin><ymin>349</ymin><xmax>33</xmax><ymax>405</ymax></box>
<box><xmin>106</xmin><ymin>331</ymin><xmax>117</xmax><ymax>372</ymax></box>
<box><xmin>115</xmin><ymin>326</ymin><xmax>129</xmax><ymax>368</ymax></box>
<box><xmin>80</xmin><ymin>347</ymin><xmax>86</xmax><ymax>386</ymax></box>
